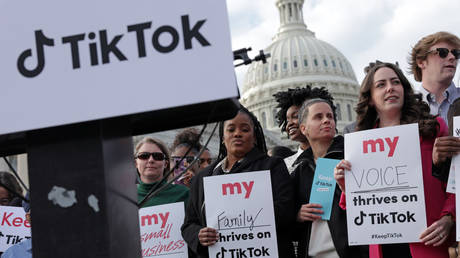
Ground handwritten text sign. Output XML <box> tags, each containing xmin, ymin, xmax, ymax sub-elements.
<box><xmin>204</xmin><ymin>171</ymin><xmax>278</xmax><ymax>257</ymax></box>
<box><xmin>309</xmin><ymin>158</ymin><xmax>339</xmax><ymax>220</ymax></box>
<box><xmin>0</xmin><ymin>0</ymin><xmax>237</xmax><ymax>135</ymax></box>
<box><xmin>139</xmin><ymin>202</ymin><xmax>188</xmax><ymax>257</ymax></box>
<box><xmin>344</xmin><ymin>123</ymin><xmax>427</xmax><ymax>245</ymax></box>
<box><xmin>0</xmin><ymin>206</ymin><xmax>31</xmax><ymax>252</ymax></box>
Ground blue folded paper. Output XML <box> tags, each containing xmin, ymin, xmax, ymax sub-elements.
<box><xmin>308</xmin><ymin>158</ymin><xmax>340</xmax><ymax>220</ymax></box>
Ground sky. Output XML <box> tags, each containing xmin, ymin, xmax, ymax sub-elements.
<box><xmin>226</xmin><ymin>0</ymin><xmax>460</xmax><ymax>89</ymax></box>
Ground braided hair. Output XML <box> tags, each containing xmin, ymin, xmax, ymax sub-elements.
<box><xmin>217</xmin><ymin>106</ymin><xmax>267</xmax><ymax>161</ymax></box>
<box><xmin>273</xmin><ymin>85</ymin><xmax>336</xmax><ymax>134</ymax></box>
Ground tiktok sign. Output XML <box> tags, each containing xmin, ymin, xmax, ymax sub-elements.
<box><xmin>0</xmin><ymin>0</ymin><xmax>237</xmax><ymax>136</ymax></box>
<box><xmin>344</xmin><ymin>123</ymin><xmax>427</xmax><ymax>245</ymax></box>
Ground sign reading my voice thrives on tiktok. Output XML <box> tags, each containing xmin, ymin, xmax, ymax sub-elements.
<box><xmin>204</xmin><ymin>171</ymin><xmax>279</xmax><ymax>258</ymax></box>
<box><xmin>344</xmin><ymin>123</ymin><xmax>427</xmax><ymax>245</ymax></box>
<box><xmin>0</xmin><ymin>0</ymin><xmax>237</xmax><ymax>135</ymax></box>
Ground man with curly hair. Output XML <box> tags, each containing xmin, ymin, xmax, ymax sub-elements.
<box><xmin>273</xmin><ymin>86</ymin><xmax>336</xmax><ymax>173</ymax></box>
<box><xmin>410</xmin><ymin>31</ymin><xmax>460</xmax><ymax>123</ymax></box>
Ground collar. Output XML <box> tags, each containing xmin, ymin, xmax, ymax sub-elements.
<box><xmin>293</xmin><ymin>136</ymin><xmax>344</xmax><ymax>166</ymax></box>
<box><xmin>419</xmin><ymin>82</ymin><xmax>457</xmax><ymax>104</ymax></box>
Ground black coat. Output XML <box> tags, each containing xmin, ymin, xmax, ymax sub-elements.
<box><xmin>292</xmin><ymin>136</ymin><xmax>367</xmax><ymax>258</ymax></box>
<box><xmin>181</xmin><ymin>147</ymin><xmax>296</xmax><ymax>258</ymax></box>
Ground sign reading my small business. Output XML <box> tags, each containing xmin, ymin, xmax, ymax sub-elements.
<box><xmin>139</xmin><ymin>202</ymin><xmax>188</xmax><ymax>258</ymax></box>
<box><xmin>204</xmin><ymin>171</ymin><xmax>279</xmax><ymax>258</ymax></box>
<box><xmin>0</xmin><ymin>206</ymin><xmax>31</xmax><ymax>252</ymax></box>
<box><xmin>344</xmin><ymin>123</ymin><xmax>427</xmax><ymax>245</ymax></box>
<box><xmin>0</xmin><ymin>0</ymin><xmax>238</xmax><ymax>135</ymax></box>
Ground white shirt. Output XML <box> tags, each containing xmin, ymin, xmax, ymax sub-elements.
<box><xmin>284</xmin><ymin>147</ymin><xmax>304</xmax><ymax>174</ymax></box>
<box><xmin>308</xmin><ymin>220</ymin><xmax>339</xmax><ymax>258</ymax></box>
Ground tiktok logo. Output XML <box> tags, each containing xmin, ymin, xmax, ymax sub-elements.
<box><xmin>17</xmin><ymin>30</ymin><xmax>55</xmax><ymax>78</ymax></box>
<box><xmin>15</xmin><ymin>15</ymin><xmax>211</xmax><ymax>78</ymax></box>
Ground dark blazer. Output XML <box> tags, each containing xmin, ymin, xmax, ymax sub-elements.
<box><xmin>181</xmin><ymin>147</ymin><xmax>296</xmax><ymax>258</ymax></box>
<box><xmin>292</xmin><ymin>136</ymin><xmax>367</xmax><ymax>258</ymax></box>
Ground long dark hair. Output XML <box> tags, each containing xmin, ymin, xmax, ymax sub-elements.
<box><xmin>356</xmin><ymin>61</ymin><xmax>438</xmax><ymax>138</ymax></box>
<box><xmin>217</xmin><ymin>106</ymin><xmax>267</xmax><ymax>161</ymax></box>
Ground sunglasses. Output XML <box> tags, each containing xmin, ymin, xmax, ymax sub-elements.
<box><xmin>136</xmin><ymin>152</ymin><xmax>166</xmax><ymax>161</ymax></box>
<box><xmin>171</xmin><ymin>156</ymin><xmax>195</xmax><ymax>164</ymax></box>
<box><xmin>428</xmin><ymin>48</ymin><xmax>460</xmax><ymax>59</ymax></box>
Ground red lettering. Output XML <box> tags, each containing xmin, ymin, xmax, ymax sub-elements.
<box><xmin>12</xmin><ymin>217</ymin><xmax>23</xmax><ymax>227</ymax></box>
<box><xmin>363</xmin><ymin>136</ymin><xmax>399</xmax><ymax>157</ymax></box>
<box><xmin>1</xmin><ymin>212</ymin><xmax>12</xmax><ymax>226</ymax></box>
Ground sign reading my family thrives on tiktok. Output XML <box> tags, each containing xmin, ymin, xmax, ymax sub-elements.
<box><xmin>204</xmin><ymin>171</ymin><xmax>278</xmax><ymax>258</ymax></box>
<box><xmin>139</xmin><ymin>202</ymin><xmax>188</xmax><ymax>257</ymax></box>
<box><xmin>0</xmin><ymin>0</ymin><xmax>237</xmax><ymax>136</ymax></box>
<box><xmin>344</xmin><ymin>123</ymin><xmax>427</xmax><ymax>245</ymax></box>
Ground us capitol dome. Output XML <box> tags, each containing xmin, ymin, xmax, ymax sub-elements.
<box><xmin>240</xmin><ymin>0</ymin><xmax>360</xmax><ymax>147</ymax></box>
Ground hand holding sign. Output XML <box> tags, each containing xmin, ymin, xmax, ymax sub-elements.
<box><xmin>198</xmin><ymin>227</ymin><xmax>218</xmax><ymax>246</ymax></box>
<box><xmin>297</xmin><ymin>203</ymin><xmax>323</xmax><ymax>222</ymax></box>
<box><xmin>432</xmin><ymin>136</ymin><xmax>460</xmax><ymax>165</ymax></box>
<box><xmin>334</xmin><ymin>160</ymin><xmax>352</xmax><ymax>192</ymax></box>
<box><xmin>419</xmin><ymin>215</ymin><xmax>453</xmax><ymax>246</ymax></box>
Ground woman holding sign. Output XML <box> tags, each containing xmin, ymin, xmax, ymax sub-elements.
<box><xmin>334</xmin><ymin>61</ymin><xmax>455</xmax><ymax>258</ymax></box>
<box><xmin>181</xmin><ymin>106</ymin><xmax>296</xmax><ymax>258</ymax></box>
<box><xmin>292</xmin><ymin>98</ymin><xmax>366</xmax><ymax>258</ymax></box>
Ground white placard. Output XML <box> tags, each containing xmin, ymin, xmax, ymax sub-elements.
<box><xmin>139</xmin><ymin>202</ymin><xmax>188</xmax><ymax>258</ymax></box>
<box><xmin>0</xmin><ymin>206</ymin><xmax>31</xmax><ymax>252</ymax></box>
<box><xmin>0</xmin><ymin>0</ymin><xmax>238</xmax><ymax>135</ymax></box>
<box><xmin>447</xmin><ymin>116</ymin><xmax>460</xmax><ymax>194</ymax></box>
<box><xmin>447</xmin><ymin>161</ymin><xmax>456</xmax><ymax>194</ymax></box>
<box><xmin>344</xmin><ymin>123</ymin><xmax>427</xmax><ymax>245</ymax></box>
<box><xmin>452</xmin><ymin>116</ymin><xmax>460</xmax><ymax>241</ymax></box>
<box><xmin>204</xmin><ymin>171</ymin><xmax>279</xmax><ymax>258</ymax></box>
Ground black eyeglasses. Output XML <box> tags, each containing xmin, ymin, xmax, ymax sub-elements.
<box><xmin>171</xmin><ymin>156</ymin><xmax>195</xmax><ymax>164</ymax></box>
<box><xmin>136</xmin><ymin>152</ymin><xmax>166</xmax><ymax>161</ymax></box>
<box><xmin>427</xmin><ymin>48</ymin><xmax>460</xmax><ymax>59</ymax></box>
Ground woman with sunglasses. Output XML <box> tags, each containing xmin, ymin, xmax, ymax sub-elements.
<box><xmin>135</xmin><ymin>137</ymin><xmax>189</xmax><ymax>208</ymax></box>
<box><xmin>334</xmin><ymin>61</ymin><xmax>455</xmax><ymax>258</ymax></box>
<box><xmin>181</xmin><ymin>106</ymin><xmax>296</xmax><ymax>258</ymax></box>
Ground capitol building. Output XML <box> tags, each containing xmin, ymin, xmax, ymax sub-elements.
<box><xmin>240</xmin><ymin>0</ymin><xmax>360</xmax><ymax>148</ymax></box>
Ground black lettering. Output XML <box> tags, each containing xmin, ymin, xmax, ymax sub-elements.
<box><xmin>99</xmin><ymin>30</ymin><xmax>127</xmax><ymax>64</ymax></box>
<box><xmin>181</xmin><ymin>15</ymin><xmax>210</xmax><ymax>49</ymax></box>
<box><xmin>152</xmin><ymin>26</ymin><xmax>179</xmax><ymax>53</ymax></box>
<box><xmin>62</xmin><ymin>33</ymin><xmax>85</xmax><ymax>69</ymax></box>
<box><xmin>127</xmin><ymin>22</ymin><xmax>152</xmax><ymax>58</ymax></box>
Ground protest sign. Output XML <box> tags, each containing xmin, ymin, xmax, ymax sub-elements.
<box><xmin>204</xmin><ymin>170</ymin><xmax>278</xmax><ymax>258</ymax></box>
<box><xmin>139</xmin><ymin>202</ymin><xmax>188</xmax><ymax>257</ymax></box>
<box><xmin>344</xmin><ymin>123</ymin><xmax>427</xmax><ymax>245</ymax></box>
<box><xmin>309</xmin><ymin>158</ymin><xmax>340</xmax><ymax>220</ymax></box>
<box><xmin>448</xmin><ymin>116</ymin><xmax>460</xmax><ymax>194</ymax></box>
<box><xmin>0</xmin><ymin>0</ymin><xmax>237</xmax><ymax>136</ymax></box>
<box><xmin>451</xmin><ymin>116</ymin><xmax>460</xmax><ymax>241</ymax></box>
<box><xmin>0</xmin><ymin>206</ymin><xmax>31</xmax><ymax>252</ymax></box>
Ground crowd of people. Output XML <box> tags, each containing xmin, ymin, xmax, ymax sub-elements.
<box><xmin>1</xmin><ymin>31</ymin><xmax>460</xmax><ymax>258</ymax></box>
